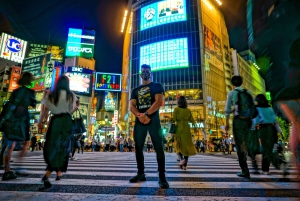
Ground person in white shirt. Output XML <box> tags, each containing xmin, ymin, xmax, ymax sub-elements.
<box><xmin>119</xmin><ymin>136</ymin><xmax>125</xmax><ymax>152</ymax></box>
<box><xmin>38</xmin><ymin>75</ymin><xmax>77</xmax><ymax>189</ymax></box>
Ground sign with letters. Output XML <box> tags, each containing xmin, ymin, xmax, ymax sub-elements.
<box><xmin>65</xmin><ymin>28</ymin><xmax>95</xmax><ymax>58</ymax></box>
<box><xmin>95</xmin><ymin>72</ymin><xmax>122</xmax><ymax>92</ymax></box>
<box><xmin>0</xmin><ymin>33</ymin><xmax>28</xmax><ymax>63</ymax></box>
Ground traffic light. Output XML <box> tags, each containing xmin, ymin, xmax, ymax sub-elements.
<box><xmin>209</xmin><ymin>129</ymin><xmax>212</xmax><ymax>134</ymax></box>
<box><xmin>162</xmin><ymin>127</ymin><xmax>167</xmax><ymax>134</ymax></box>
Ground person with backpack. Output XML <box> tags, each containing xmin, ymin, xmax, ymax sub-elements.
<box><xmin>225</xmin><ymin>75</ymin><xmax>254</xmax><ymax>178</ymax></box>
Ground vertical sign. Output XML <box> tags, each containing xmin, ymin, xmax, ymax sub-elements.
<box><xmin>112</xmin><ymin>110</ymin><xmax>119</xmax><ymax>127</ymax></box>
<box><xmin>8</xmin><ymin>66</ymin><xmax>21</xmax><ymax>92</ymax></box>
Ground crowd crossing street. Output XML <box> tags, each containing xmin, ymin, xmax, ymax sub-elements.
<box><xmin>0</xmin><ymin>151</ymin><xmax>299</xmax><ymax>201</ymax></box>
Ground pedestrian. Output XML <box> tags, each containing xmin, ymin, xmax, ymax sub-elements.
<box><xmin>173</xmin><ymin>96</ymin><xmax>197</xmax><ymax>170</ymax></box>
<box><xmin>92</xmin><ymin>139</ymin><xmax>96</xmax><ymax>152</ymax></box>
<box><xmin>119</xmin><ymin>136</ymin><xmax>124</xmax><ymax>152</ymax></box>
<box><xmin>72</xmin><ymin>98</ymin><xmax>84</xmax><ymax>154</ymax></box>
<box><xmin>38</xmin><ymin>141</ymin><xmax>42</xmax><ymax>150</ymax></box>
<box><xmin>31</xmin><ymin>134</ymin><xmax>37</xmax><ymax>152</ymax></box>
<box><xmin>146</xmin><ymin>137</ymin><xmax>153</xmax><ymax>153</ymax></box>
<box><xmin>105</xmin><ymin>136</ymin><xmax>111</xmax><ymax>152</ymax></box>
<box><xmin>79</xmin><ymin>135</ymin><xmax>85</xmax><ymax>153</ymax></box>
<box><xmin>110</xmin><ymin>137</ymin><xmax>116</xmax><ymax>152</ymax></box>
<box><xmin>129</xmin><ymin>64</ymin><xmax>169</xmax><ymax>189</ymax></box>
<box><xmin>0</xmin><ymin>72</ymin><xmax>36</xmax><ymax>181</ymax></box>
<box><xmin>225</xmin><ymin>75</ymin><xmax>254</xmax><ymax>178</ymax></box>
<box><xmin>199</xmin><ymin>138</ymin><xmax>206</xmax><ymax>153</ymax></box>
<box><xmin>38</xmin><ymin>75</ymin><xmax>76</xmax><ymax>189</ymax></box>
<box><xmin>275</xmin><ymin>82</ymin><xmax>300</xmax><ymax>180</ymax></box>
<box><xmin>253</xmin><ymin>94</ymin><xmax>283</xmax><ymax>174</ymax></box>
<box><xmin>128</xmin><ymin>137</ymin><xmax>133</xmax><ymax>152</ymax></box>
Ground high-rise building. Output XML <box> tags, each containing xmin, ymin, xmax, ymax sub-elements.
<box><xmin>232</xmin><ymin>49</ymin><xmax>266</xmax><ymax>96</ymax></box>
<box><xmin>120</xmin><ymin>0</ymin><xmax>264</xmax><ymax>141</ymax></box>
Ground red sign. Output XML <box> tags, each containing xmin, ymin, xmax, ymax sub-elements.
<box><xmin>8</xmin><ymin>66</ymin><xmax>21</xmax><ymax>92</ymax></box>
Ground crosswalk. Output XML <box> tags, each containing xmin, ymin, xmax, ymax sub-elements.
<box><xmin>0</xmin><ymin>152</ymin><xmax>300</xmax><ymax>201</ymax></box>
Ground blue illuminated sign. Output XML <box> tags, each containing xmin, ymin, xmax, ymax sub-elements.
<box><xmin>141</xmin><ymin>0</ymin><xmax>186</xmax><ymax>31</ymax></box>
<box><xmin>140</xmin><ymin>38</ymin><xmax>189</xmax><ymax>72</ymax></box>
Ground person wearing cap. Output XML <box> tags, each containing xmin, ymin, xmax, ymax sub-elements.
<box><xmin>129</xmin><ymin>64</ymin><xmax>169</xmax><ymax>189</ymax></box>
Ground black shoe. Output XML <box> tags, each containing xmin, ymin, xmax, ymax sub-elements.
<box><xmin>158</xmin><ymin>176</ymin><xmax>169</xmax><ymax>189</ymax></box>
<box><xmin>56</xmin><ymin>175</ymin><xmax>62</xmax><ymax>180</ymax></box>
<box><xmin>129</xmin><ymin>174</ymin><xmax>146</xmax><ymax>183</ymax></box>
<box><xmin>41</xmin><ymin>175</ymin><xmax>47</xmax><ymax>182</ymax></box>
<box><xmin>2</xmin><ymin>171</ymin><xmax>17</xmax><ymax>181</ymax></box>
<box><xmin>43</xmin><ymin>179</ymin><xmax>52</xmax><ymax>189</ymax></box>
<box><xmin>252</xmin><ymin>160</ymin><xmax>258</xmax><ymax>169</ymax></box>
<box><xmin>237</xmin><ymin>172</ymin><xmax>250</xmax><ymax>178</ymax></box>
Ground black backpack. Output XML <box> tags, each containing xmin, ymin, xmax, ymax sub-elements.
<box><xmin>235</xmin><ymin>89</ymin><xmax>254</xmax><ymax>118</ymax></box>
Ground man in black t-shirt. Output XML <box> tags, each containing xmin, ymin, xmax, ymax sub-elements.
<box><xmin>129</xmin><ymin>64</ymin><xmax>169</xmax><ymax>189</ymax></box>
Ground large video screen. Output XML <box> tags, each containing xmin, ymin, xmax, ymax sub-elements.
<box><xmin>140</xmin><ymin>38</ymin><xmax>189</xmax><ymax>72</ymax></box>
<box><xmin>140</xmin><ymin>0</ymin><xmax>186</xmax><ymax>31</ymax></box>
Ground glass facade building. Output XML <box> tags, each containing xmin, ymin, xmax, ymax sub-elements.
<box><xmin>121</xmin><ymin>0</ymin><xmax>244</xmax><ymax>140</ymax></box>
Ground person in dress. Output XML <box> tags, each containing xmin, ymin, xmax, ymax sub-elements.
<box><xmin>173</xmin><ymin>96</ymin><xmax>197</xmax><ymax>170</ymax></box>
<box><xmin>38</xmin><ymin>75</ymin><xmax>76</xmax><ymax>189</ymax></box>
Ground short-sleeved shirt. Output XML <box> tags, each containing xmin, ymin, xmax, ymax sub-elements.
<box><xmin>130</xmin><ymin>82</ymin><xmax>164</xmax><ymax>120</ymax></box>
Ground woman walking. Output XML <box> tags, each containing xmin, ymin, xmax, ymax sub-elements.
<box><xmin>173</xmin><ymin>96</ymin><xmax>197</xmax><ymax>170</ymax></box>
<box><xmin>1</xmin><ymin>72</ymin><xmax>36</xmax><ymax>180</ymax></box>
<box><xmin>253</xmin><ymin>94</ymin><xmax>282</xmax><ymax>175</ymax></box>
<box><xmin>38</xmin><ymin>75</ymin><xmax>76</xmax><ymax>189</ymax></box>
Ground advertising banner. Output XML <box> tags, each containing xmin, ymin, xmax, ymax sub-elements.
<box><xmin>63</xmin><ymin>66</ymin><xmax>93</xmax><ymax>96</ymax></box>
<box><xmin>22</xmin><ymin>53</ymin><xmax>52</xmax><ymax>77</ymax></box>
<box><xmin>8</xmin><ymin>66</ymin><xmax>21</xmax><ymax>92</ymax></box>
<box><xmin>95</xmin><ymin>72</ymin><xmax>122</xmax><ymax>92</ymax></box>
<box><xmin>79</xmin><ymin>102</ymin><xmax>89</xmax><ymax>127</ymax></box>
<box><xmin>0</xmin><ymin>33</ymin><xmax>28</xmax><ymax>63</ymax></box>
<box><xmin>27</xmin><ymin>43</ymin><xmax>64</xmax><ymax>63</ymax></box>
<box><xmin>104</xmin><ymin>92</ymin><xmax>118</xmax><ymax>112</ymax></box>
<box><xmin>29</xmin><ymin>77</ymin><xmax>45</xmax><ymax>91</ymax></box>
<box><xmin>204</xmin><ymin>25</ymin><xmax>222</xmax><ymax>61</ymax></box>
<box><xmin>65</xmin><ymin>28</ymin><xmax>95</xmax><ymax>58</ymax></box>
<box><xmin>140</xmin><ymin>38</ymin><xmax>189</xmax><ymax>72</ymax></box>
<box><xmin>141</xmin><ymin>0</ymin><xmax>186</xmax><ymax>31</ymax></box>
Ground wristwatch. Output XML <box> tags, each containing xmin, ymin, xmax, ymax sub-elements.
<box><xmin>145</xmin><ymin>111</ymin><xmax>149</xmax><ymax>116</ymax></box>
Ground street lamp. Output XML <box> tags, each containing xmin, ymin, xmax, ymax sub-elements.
<box><xmin>104</xmin><ymin>114</ymin><xmax>108</xmax><ymax>139</ymax></box>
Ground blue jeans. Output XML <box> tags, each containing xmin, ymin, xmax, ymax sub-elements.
<box><xmin>120</xmin><ymin>144</ymin><xmax>124</xmax><ymax>152</ymax></box>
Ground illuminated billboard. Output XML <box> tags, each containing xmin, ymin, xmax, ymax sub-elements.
<box><xmin>140</xmin><ymin>38</ymin><xmax>189</xmax><ymax>71</ymax></box>
<box><xmin>140</xmin><ymin>0</ymin><xmax>186</xmax><ymax>31</ymax></box>
<box><xmin>22</xmin><ymin>53</ymin><xmax>52</xmax><ymax>77</ymax></box>
<box><xmin>64</xmin><ymin>66</ymin><xmax>93</xmax><ymax>96</ymax></box>
<box><xmin>95</xmin><ymin>72</ymin><xmax>122</xmax><ymax>92</ymax></box>
<box><xmin>104</xmin><ymin>92</ymin><xmax>118</xmax><ymax>112</ymax></box>
<box><xmin>0</xmin><ymin>33</ymin><xmax>27</xmax><ymax>63</ymax></box>
<box><xmin>27</xmin><ymin>43</ymin><xmax>64</xmax><ymax>63</ymax></box>
<box><xmin>65</xmin><ymin>28</ymin><xmax>95</xmax><ymax>58</ymax></box>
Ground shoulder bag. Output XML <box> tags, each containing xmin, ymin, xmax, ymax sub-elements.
<box><xmin>72</xmin><ymin>109</ymin><xmax>87</xmax><ymax>134</ymax></box>
<box><xmin>0</xmin><ymin>88</ymin><xmax>28</xmax><ymax>141</ymax></box>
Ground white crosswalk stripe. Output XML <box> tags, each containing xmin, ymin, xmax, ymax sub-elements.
<box><xmin>0</xmin><ymin>152</ymin><xmax>299</xmax><ymax>201</ymax></box>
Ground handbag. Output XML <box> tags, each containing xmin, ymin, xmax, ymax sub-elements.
<box><xmin>168</xmin><ymin>123</ymin><xmax>176</xmax><ymax>134</ymax></box>
<box><xmin>72</xmin><ymin>110</ymin><xmax>87</xmax><ymax>134</ymax></box>
<box><xmin>0</xmin><ymin>88</ymin><xmax>28</xmax><ymax>141</ymax></box>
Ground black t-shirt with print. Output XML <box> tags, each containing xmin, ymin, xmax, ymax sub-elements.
<box><xmin>130</xmin><ymin>82</ymin><xmax>164</xmax><ymax>121</ymax></box>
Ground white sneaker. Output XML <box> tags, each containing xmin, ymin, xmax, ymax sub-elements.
<box><xmin>261</xmin><ymin>171</ymin><xmax>270</xmax><ymax>175</ymax></box>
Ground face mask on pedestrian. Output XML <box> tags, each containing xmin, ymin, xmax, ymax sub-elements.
<box><xmin>141</xmin><ymin>70</ymin><xmax>151</xmax><ymax>80</ymax></box>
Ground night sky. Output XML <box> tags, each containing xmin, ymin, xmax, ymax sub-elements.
<box><xmin>0</xmin><ymin>0</ymin><xmax>129</xmax><ymax>73</ymax></box>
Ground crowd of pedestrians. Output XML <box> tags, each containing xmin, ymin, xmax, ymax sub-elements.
<box><xmin>0</xmin><ymin>65</ymin><xmax>299</xmax><ymax>190</ymax></box>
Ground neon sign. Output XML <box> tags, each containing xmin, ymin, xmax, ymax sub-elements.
<box><xmin>95</xmin><ymin>72</ymin><xmax>122</xmax><ymax>92</ymax></box>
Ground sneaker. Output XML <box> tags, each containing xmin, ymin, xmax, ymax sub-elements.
<box><xmin>237</xmin><ymin>172</ymin><xmax>250</xmax><ymax>178</ymax></box>
<box><xmin>129</xmin><ymin>174</ymin><xmax>146</xmax><ymax>183</ymax></box>
<box><xmin>15</xmin><ymin>168</ymin><xmax>29</xmax><ymax>176</ymax></box>
<box><xmin>2</xmin><ymin>171</ymin><xmax>17</xmax><ymax>181</ymax></box>
<box><xmin>158</xmin><ymin>176</ymin><xmax>169</xmax><ymax>189</ymax></box>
